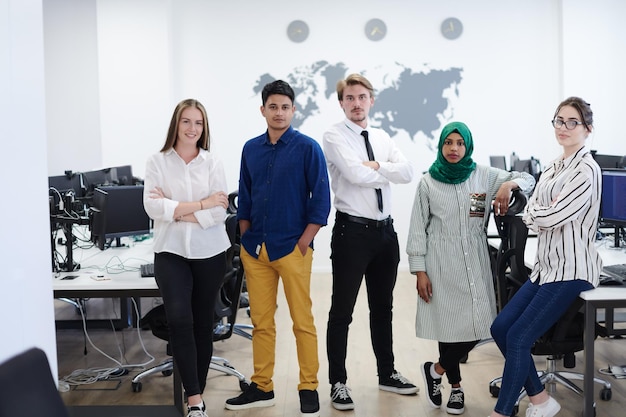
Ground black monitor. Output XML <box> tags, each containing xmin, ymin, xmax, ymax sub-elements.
<box><xmin>48</xmin><ymin>172</ymin><xmax>83</xmax><ymax>215</ymax></box>
<box><xmin>600</xmin><ymin>169</ymin><xmax>626</xmax><ymax>247</ymax></box>
<box><xmin>90</xmin><ymin>185</ymin><xmax>150</xmax><ymax>250</ymax></box>
<box><xmin>81</xmin><ymin>165</ymin><xmax>134</xmax><ymax>197</ymax></box>
<box><xmin>513</xmin><ymin>157</ymin><xmax>541</xmax><ymax>180</ymax></box>
<box><xmin>592</xmin><ymin>153</ymin><xmax>624</xmax><ymax>169</ymax></box>
<box><xmin>490</xmin><ymin>156</ymin><xmax>507</xmax><ymax>170</ymax></box>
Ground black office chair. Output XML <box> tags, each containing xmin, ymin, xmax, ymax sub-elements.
<box><xmin>0</xmin><ymin>347</ymin><xmax>70</xmax><ymax>417</ymax></box>
<box><xmin>487</xmin><ymin>191</ymin><xmax>612</xmax><ymax>415</ymax></box>
<box><xmin>491</xmin><ymin>189</ymin><xmax>530</xmax><ymax>312</ymax></box>
<box><xmin>131</xmin><ymin>211</ymin><xmax>252</xmax><ymax>393</ymax></box>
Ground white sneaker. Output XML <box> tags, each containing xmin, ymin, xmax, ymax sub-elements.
<box><xmin>526</xmin><ymin>396</ymin><xmax>561</xmax><ymax>417</ymax></box>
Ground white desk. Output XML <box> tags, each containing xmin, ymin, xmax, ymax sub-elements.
<box><xmin>53</xmin><ymin>238</ymin><xmax>157</xmax><ymax>329</ymax></box>
<box><xmin>580</xmin><ymin>287</ymin><xmax>626</xmax><ymax>417</ymax></box>
<box><xmin>490</xmin><ymin>233</ymin><xmax>626</xmax><ymax>417</ymax></box>
<box><xmin>52</xmin><ymin>238</ymin><xmax>185</xmax><ymax>417</ymax></box>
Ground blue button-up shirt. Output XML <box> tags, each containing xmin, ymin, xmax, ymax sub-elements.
<box><xmin>237</xmin><ymin>126</ymin><xmax>331</xmax><ymax>261</ymax></box>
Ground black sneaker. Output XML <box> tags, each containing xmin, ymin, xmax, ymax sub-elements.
<box><xmin>330</xmin><ymin>382</ymin><xmax>355</xmax><ymax>410</ymax></box>
<box><xmin>379</xmin><ymin>370</ymin><xmax>419</xmax><ymax>395</ymax></box>
<box><xmin>224</xmin><ymin>382</ymin><xmax>275</xmax><ymax>410</ymax></box>
<box><xmin>421</xmin><ymin>362</ymin><xmax>442</xmax><ymax>408</ymax></box>
<box><xmin>446</xmin><ymin>389</ymin><xmax>464</xmax><ymax>415</ymax></box>
<box><xmin>299</xmin><ymin>389</ymin><xmax>320</xmax><ymax>417</ymax></box>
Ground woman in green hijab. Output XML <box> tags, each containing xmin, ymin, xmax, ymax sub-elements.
<box><xmin>406</xmin><ymin>121</ymin><xmax>536</xmax><ymax>415</ymax></box>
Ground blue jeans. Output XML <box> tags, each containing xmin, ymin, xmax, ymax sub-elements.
<box><xmin>490</xmin><ymin>279</ymin><xmax>593</xmax><ymax>415</ymax></box>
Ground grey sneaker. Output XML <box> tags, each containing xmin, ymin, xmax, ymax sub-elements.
<box><xmin>330</xmin><ymin>382</ymin><xmax>355</xmax><ymax>410</ymax></box>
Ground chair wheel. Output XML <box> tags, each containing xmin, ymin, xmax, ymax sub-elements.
<box><xmin>489</xmin><ymin>385</ymin><xmax>500</xmax><ymax>397</ymax></box>
<box><xmin>132</xmin><ymin>381</ymin><xmax>142</xmax><ymax>392</ymax></box>
<box><xmin>239</xmin><ymin>380</ymin><xmax>250</xmax><ymax>391</ymax></box>
<box><xmin>600</xmin><ymin>387</ymin><xmax>612</xmax><ymax>401</ymax></box>
<box><xmin>162</xmin><ymin>369</ymin><xmax>173</xmax><ymax>377</ymax></box>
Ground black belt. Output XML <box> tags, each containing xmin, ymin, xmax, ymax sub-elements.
<box><xmin>336</xmin><ymin>211</ymin><xmax>392</xmax><ymax>228</ymax></box>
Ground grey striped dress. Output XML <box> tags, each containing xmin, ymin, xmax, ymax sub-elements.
<box><xmin>406</xmin><ymin>165</ymin><xmax>535</xmax><ymax>343</ymax></box>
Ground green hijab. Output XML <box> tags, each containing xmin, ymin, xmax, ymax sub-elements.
<box><xmin>428</xmin><ymin>121</ymin><xmax>476</xmax><ymax>184</ymax></box>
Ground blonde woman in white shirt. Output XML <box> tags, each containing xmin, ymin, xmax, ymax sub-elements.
<box><xmin>490</xmin><ymin>97</ymin><xmax>601</xmax><ymax>417</ymax></box>
<box><xmin>143</xmin><ymin>99</ymin><xmax>231</xmax><ymax>417</ymax></box>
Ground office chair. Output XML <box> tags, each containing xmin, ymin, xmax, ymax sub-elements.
<box><xmin>0</xmin><ymin>347</ymin><xmax>70</xmax><ymax>417</ymax></box>
<box><xmin>131</xmin><ymin>212</ymin><xmax>252</xmax><ymax>393</ymax></box>
<box><xmin>491</xmin><ymin>189</ymin><xmax>530</xmax><ymax>312</ymax></box>
<box><xmin>487</xmin><ymin>192</ymin><xmax>612</xmax><ymax>415</ymax></box>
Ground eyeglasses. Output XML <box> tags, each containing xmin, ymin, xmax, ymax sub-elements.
<box><xmin>551</xmin><ymin>119</ymin><xmax>583</xmax><ymax>130</ymax></box>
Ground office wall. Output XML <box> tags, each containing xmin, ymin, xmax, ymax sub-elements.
<box><xmin>44</xmin><ymin>0</ymin><xmax>626</xmax><ymax>272</ymax></box>
<box><xmin>0</xmin><ymin>0</ymin><xmax>59</xmax><ymax>375</ymax></box>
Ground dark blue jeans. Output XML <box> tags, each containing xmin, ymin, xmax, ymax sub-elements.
<box><xmin>490</xmin><ymin>279</ymin><xmax>593</xmax><ymax>415</ymax></box>
<box><xmin>326</xmin><ymin>218</ymin><xmax>400</xmax><ymax>384</ymax></box>
<box><xmin>154</xmin><ymin>251</ymin><xmax>226</xmax><ymax>397</ymax></box>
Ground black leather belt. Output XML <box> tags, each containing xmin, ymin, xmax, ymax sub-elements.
<box><xmin>336</xmin><ymin>211</ymin><xmax>392</xmax><ymax>228</ymax></box>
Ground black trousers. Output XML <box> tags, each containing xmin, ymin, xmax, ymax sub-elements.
<box><xmin>326</xmin><ymin>216</ymin><xmax>400</xmax><ymax>384</ymax></box>
<box><xmin>154</xmin><ymin>251</ymin><xmax>226</xmax><ymax>397</ymax></box>
<box><xmin>438</xmin><ymin>340</ymin><xmax>479</xmax><ymax>385</ymax></box>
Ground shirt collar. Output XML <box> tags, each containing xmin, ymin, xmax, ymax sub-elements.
<box><xmin>343</xmin><ymin>118</ymin><xmax>370</xmax><ymax>136</ymax></box>
<box><xmin>163</xmin><ymin>147</ymin><xmax>208</xmax><ymax>162</ymax></box>
<box><xmin>264</xmin><ymin>125</ymin><xmax>294</xmax><ymax>145</ymax></box>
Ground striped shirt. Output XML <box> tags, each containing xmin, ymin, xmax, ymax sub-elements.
<box><xmin>407</xmin><ymin>165</ymin><xmax>535</xmax><ymax>342</ymax></box>
<box><xmin>522</xmin><ymin>146</ymin><xmax>602</xmax><ymax>286</ymax></box>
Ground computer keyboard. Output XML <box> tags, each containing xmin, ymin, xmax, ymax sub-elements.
<box><xmin>601</xmin><ymin>263</ymin><xmax>626</xmax><ymax>285</ymax></box>
<box><xmin>140</xmin><ymin>263</ymin><xmax>155</xmax><ymax>278</ymax></box>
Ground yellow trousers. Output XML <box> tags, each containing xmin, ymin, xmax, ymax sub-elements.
<box><xmin>241</xmin><ymin>243</ymin><xmax>319</xmax><ymax>392</ymax></box>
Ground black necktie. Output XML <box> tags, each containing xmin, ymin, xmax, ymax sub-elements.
<box><xmin>361</xmin><ymin>130</ymin><xmax>383</xmax><ymax>212</ymax></box>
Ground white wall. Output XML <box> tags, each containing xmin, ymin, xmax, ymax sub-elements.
<box><xmin>0</xmin><ymin>0</ymin><xmax>59</xmax><ymax>374</ymax></box>
<box><xmin>44</xmin><ymin>0</ymin><xmax>101</xmax><ymax>175</ymax></box>
<box><xmin>43</xmin><ymin>0</ymin><xmax>626</xmax><ymax>273</ymax></box>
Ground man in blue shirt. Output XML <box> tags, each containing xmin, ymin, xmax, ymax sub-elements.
<box><xmin>225</xmin><ymin>80</ymin><xmax>330</xmax><ymax>417</ymax></box>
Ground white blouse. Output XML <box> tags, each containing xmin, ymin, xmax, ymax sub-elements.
<box><xmin>143</xmin><ymin>148</ymin><xmax>230</xmax><ymax>260</ymax></box>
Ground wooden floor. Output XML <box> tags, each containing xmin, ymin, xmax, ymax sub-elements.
<box><xmin>55</xmin><ymin>272</ymin><xmax>626</xmax><ymax>417</ymax></box>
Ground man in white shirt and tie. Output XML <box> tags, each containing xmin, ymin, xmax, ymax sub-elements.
<box><xmin>322</xmin><ymin>73</ymin><xmax>416</xmax><ymax>411</ymax></box>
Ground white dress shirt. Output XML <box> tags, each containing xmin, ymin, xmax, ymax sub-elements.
<box><xmin>323</xmin><ymin>118</ymin><xmax>413</xmax><ymax>220</ymax></box>
<box><xmin>143</xmin><ymin>148</ymin><xmax>230</xmax><ymax>259</ymax></box>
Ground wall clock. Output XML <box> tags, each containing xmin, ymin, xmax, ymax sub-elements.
<box><xmin>287</xmin><ymin>20</ymin><xmax>309</xmax><ymax>43</ymax></box>
<box><xmin>364</xmin><ymin>18</ymin><xmax>387</xmax><ymax>41</ymax></box>
<box><xmin>441</xmin><ymin>17</ymin><xmax>463</xmax><ymax>40</ymax></box>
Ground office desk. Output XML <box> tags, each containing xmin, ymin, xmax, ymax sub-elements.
<box><xmin>53</xmin><ymin>240</ymin><xmax>185</xmax><ymax>417</ymax></box>
<box><xmin>490</xmin><ymin>234</ymin><xmax>626</xmax><ymax>417</ymax></box>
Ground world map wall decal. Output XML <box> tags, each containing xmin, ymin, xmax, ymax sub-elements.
<box><xmin>253</xmin><ymin>61</ymin><xmax>463</xmax><ymax>149</ymax></box>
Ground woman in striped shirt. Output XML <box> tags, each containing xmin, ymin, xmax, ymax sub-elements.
<box><xmin>489</xmin><ymin>97</ymin><xmax>601</xmax><ymax>417</ymax></box>
<box><xmin>407</xmin><ymin>121</ymin><xmax>535</xmax><ymax>415</ymax></box>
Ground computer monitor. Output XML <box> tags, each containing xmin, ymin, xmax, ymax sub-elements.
<box><xmin>592</xmin><ymin>153</ymin><xmax>625</xmax><ymax>169</ymax></box>
<box><xmin>513</xmin><ymin>157</ymin><xmax>541</xmax><ymax>180</ymax></box>
<box><xmin>600</xmin><ymin>169</ymin><xmax>626</xmax><ymax>247</ymax></box>
<box><xmin>48</xmin><ymin>172</ymin><xmax>83</xmax><ymax>215</ymax></box>
<box><xmin>490</xmin><ymin>156</ymin><xmax>507</xmax><ymax>170</ymax></box>
<box><xmin>81</xmin><ymin>165</ymin><xmax>134</xmax><ymax>197</ymax></box>
<box><xmin>90</xmin><ymin>185</ymin><xmax>150</xmax><ymax>250</ymax></box>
